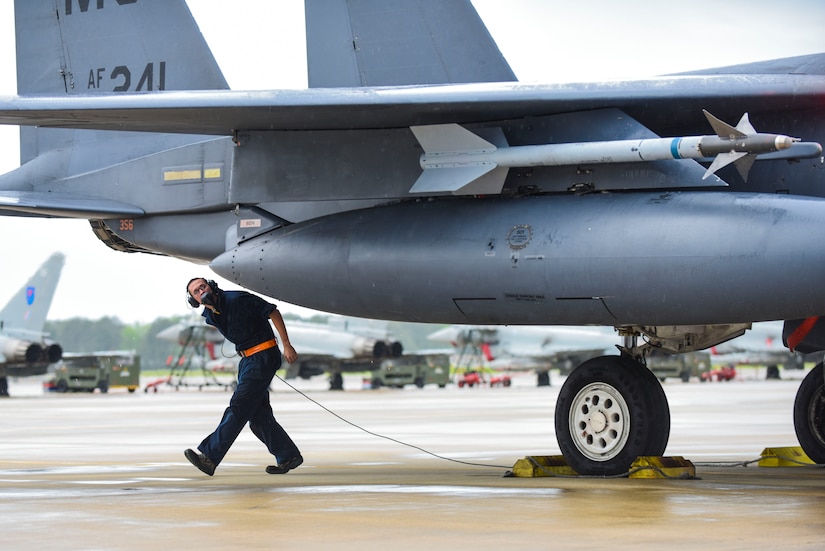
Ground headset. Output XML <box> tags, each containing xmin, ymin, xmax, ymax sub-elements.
<box><xmin>186</xmin><ymin>278</ymin><xmax>219</xmax><ymax>308</ymax></box>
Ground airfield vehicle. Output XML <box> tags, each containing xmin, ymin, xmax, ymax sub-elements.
<box><xmin>646</xmin><ymin>350</ymin><xmax>712</xmax><ymax>382</ymax></box>
<box><xmin>457</xmin><ymin>370</ymin><xmax>512</xmax><ymax>388</ymax></box>
<box><xmin>367</xmin><ymin>354</ymin><xmax>450</xmax><ymax>389</ymax></box>
<box><xmin>44</xmin><ymin>351</ymin><xmax>140</xmax><ymax>393</ymax></box>
<box><xmin>700</xmin><ymin>365</ymin><xmax>737</xmax><ymax>382</ymax></box>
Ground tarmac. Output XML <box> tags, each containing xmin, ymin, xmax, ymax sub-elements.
<box><xmin>0</xmin><ymin>370</ymin><xmax>822</xmax><ymax>550</ymax></box>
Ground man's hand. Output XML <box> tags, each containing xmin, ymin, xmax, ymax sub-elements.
<box><xmin>283</xmin><ymin>344</ymin><xmax>298</xmax><ymax>364</ymax></box>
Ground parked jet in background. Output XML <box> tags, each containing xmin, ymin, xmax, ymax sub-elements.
<box><xmin>0</xmin><ymin>253</ymin><xmax>64</xmax><ymax>395</ymax></box>
<box><xmin>156</xmin><ymin>314</ymin><xmax>403</xmax><ymax>390</ymax></box>
<box><xmin>428</xmin><ymin>325</ymin><xmax>616</xmax><ymax>385</ymax></box>
<box><xmin>710</xmin><ymin>321</ymin><xmax>805</xmax><ymax>374</ymax></box>
<box><xmin>0</xmin><ymin>1</ymin><xmax>823</xmax><ymax>474</ymax></box>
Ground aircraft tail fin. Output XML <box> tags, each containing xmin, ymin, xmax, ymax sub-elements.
<box><xmin>0</xmin><ymin>252</ymin><xmax>65</xmax><ymax>336</ymax></box>
<box><xmin>305</xmin><ymin>0</ymin><xmax>517</xmax><ymax>87</ymax></box>
<box><xmin>14</xmin><ymin>0</ymin><xmax>228</xmax><ymax>163</ymax></box>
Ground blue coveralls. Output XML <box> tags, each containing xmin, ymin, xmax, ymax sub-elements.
<box><xmin>197</xmin><ymin>290</ymin><xmax>300</xmax><ymax>466</ymax></box>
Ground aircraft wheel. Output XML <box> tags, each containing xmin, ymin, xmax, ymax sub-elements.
<box><xmin>555</xmin><ymin>355</ymin><xmax>671</xmax><ymax>476</ymax></box>
<box><xmin>793</xmin><ymin>363</ymin><xmax>825</xmax><ymax>463</ymax></box>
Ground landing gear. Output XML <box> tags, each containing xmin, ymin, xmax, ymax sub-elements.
<box><xmin>555</xmin><ymin>355</ymin><xmax>671</xmax><ymax>476</ymax></box>
<box><xmin>536</xmin><ymin>371</ymin><xmax>551</xmax><ymax>387</ymax></box>
<box><xmin>329</xmin><ymin>371</ymin><xmax>344</xmax><ymax>391</ymax></box>
<box><xmin>793</xmin><ymin>363</ymin><xmax>825</xmax><ymax>463</ymax></box>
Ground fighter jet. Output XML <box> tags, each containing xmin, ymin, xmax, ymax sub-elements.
<box><xmin>710</xmin><ymin>321</ymin><xmax>805</xmax><ymax>375</ymax></box>
<box><xmin>0</xmin><ymin>1</ymin><xmax>824</xmax><ymax>474</ymax></box>
<box><xmin>428</xmin><ymin>325</ymin><xmax>617</xmax><ymax>385</ymax></box>
<box><xmin>0</xmin><ymin>253</ymin><xmax>64</xmax><ymax>395</ymax></box>
<box><xmin>155</xmin><ymin>314</ymin><xmax>403</xmax><ymax>390</ymax></box>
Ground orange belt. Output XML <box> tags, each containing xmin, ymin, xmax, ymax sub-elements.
<box><xmin>239</xmin><ymin>339</ymin><xmax>278</xmax><ymax>358</ymax></box>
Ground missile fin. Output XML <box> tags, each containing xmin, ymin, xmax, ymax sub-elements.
<box><xmin>455</xmin><ymin>166</ymin><xmax>509</xmax><ymax>195</ymax></box>
<box><xmin>411</xmin><ymin>123</ymin><xmax>508</xmax><ymax>194</ymax></box>
<box><xmin>410</xmin><ymin>163</ymin><xmax>506</xmax><ymax>195</ymax></box>
<box><xmin>703</xmin><ymin>150</ymin><xmax>748</xmax><ymax>180</ymax></box>
<box><xmin>735</xmin><ymin>112</ymin><xmax>757</xmax><ymax>135</ymax></box>
<box><xmin>703</xmin><ymin>109</ymin><xmax>748</xmax><ymax>139</ymax></box>
<box><xmin>411</xmin><ymin>123</ymin><xmax>498</xmax><ymax>154</ymax></box>
<box><xmin>733</xmin><ymin>155</ymin><xmax>757</xmax><ymax>181</ymax></box>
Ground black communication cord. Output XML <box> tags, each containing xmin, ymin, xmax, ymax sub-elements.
<box><xmin>274</xmin><ymin>373</ymin><xmax>514</xmax><ymax>470</ymax></box>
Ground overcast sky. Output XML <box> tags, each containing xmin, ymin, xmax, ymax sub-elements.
<box><xmin>0</xmin><ymin>1</ymin><xmax>822</xmax><ymax>323</ymax></box>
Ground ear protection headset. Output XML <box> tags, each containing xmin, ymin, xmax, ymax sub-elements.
<box><xmin>186</xmin><ymin>278</ymin><xmax>219</xmax><ymax>308</ymax></box>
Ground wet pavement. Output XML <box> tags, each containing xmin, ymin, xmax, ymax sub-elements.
<box><xmin>0</xmin><ymin>372</ymin><xmax>822</xmax><ymax>550</ymax></box>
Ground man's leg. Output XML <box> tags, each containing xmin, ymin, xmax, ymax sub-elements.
<box><xmin>249</xmin><ymin>392</ymin><xmax>301</xmax><ymax>464</ymax></box>
<box><xmin>198</xmin><ymin>356</ymin><xmax>271</xmax><ymax>466</ymax></box>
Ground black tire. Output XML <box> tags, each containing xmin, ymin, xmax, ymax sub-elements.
<box><xmin>55</xmin><ymin>379</ymin><xmax>69</xmax><ymax>393</ymax></box>
<box><xmin>555</xmin><ymin>355</ymin><xmax>671</xmax><ymax>476</ymax></box>
<box><xmin>329</xmin><ymin>372</ymin><xmax>344</xmax><ymax>391</ymax></box>
<box><xmin>414</xmin><ymin>377</ymin><xmax>424</xmax><ymax>388</ymax></box>
<box><xmin>793</xmin><ymin>363</ymin><xmax>825</xmax><ymax>463</ymax></box>
<box><xmin>537</xmin><ymin>371</ymin><xmax>551</xmax><ymax>387</ymax></box>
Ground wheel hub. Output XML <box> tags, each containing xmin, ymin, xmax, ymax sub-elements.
<box><xmin>590</xmin><ymin>410</ymin><xmax>608</xmax><ymax>433</ymax></box>
<box><xmin>569</xmin><ymin>382</ymin><xmax>631</xmax><ymax>461</ymax></box>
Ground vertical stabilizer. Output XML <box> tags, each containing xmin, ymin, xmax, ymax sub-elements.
<box><xmin>305</xmin><ymin>0</ymin><xmax>516</xmax><ymax>87</ymax></box>
<box><xmin>14</xmin><ymin>0</ymin><xmax>229</xmax><ymax>163</ymax></box>
<box><xmin>0</xmin><ymin>253</ymin><xmax>65</xmax><ymax>335</ymax></box>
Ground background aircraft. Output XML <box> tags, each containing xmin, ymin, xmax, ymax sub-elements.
<box><xmin>0</xmin><ymin>253</ymin><xmax>64</xmax><ymax>395</ymax></box>
<box><xmin>0</xmin><ymin>1</ymin><xmax>823</xmax><ymax>474</ymax></box>
<box><xmin>708</xmin><ymin>321</ymin><xmax>807</xmax><ymax>378</ymax></box>
<box><xmin>428</xmin><ymin>325</ymin><xmax>616</xmax><ymax>385</ymax></box>
<box><xmin>429</xmin><ymin>324</ymin><xmax>713</xmax><ymax>384</ymax></box>
<box><xmin>155</xmin><ymin>314</ymin><xmax>404</xmax><ymax>390</ymax></box>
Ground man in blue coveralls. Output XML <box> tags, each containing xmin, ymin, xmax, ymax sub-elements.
<box><xmin>184</xmin><ymin>277</ymin><xmax>303</xmax><ymax>476</ymax></box>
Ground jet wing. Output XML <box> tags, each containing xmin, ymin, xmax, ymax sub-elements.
<box><xmin>0</xmin><ymin>190</ymin><xmax>144</xmax><ymax>218</ymax></box>
<box><xmin>0</xmin><ymin>74</ymin><xmax>822</xmax><ymax>135</ymax></box>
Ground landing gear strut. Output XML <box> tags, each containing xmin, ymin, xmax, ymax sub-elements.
<box><xmin>555</xmin><ymin>355</ymin><xmax>670</xmax><ymax>476</ymax></box>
